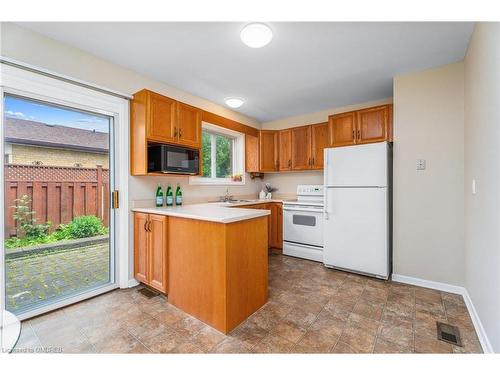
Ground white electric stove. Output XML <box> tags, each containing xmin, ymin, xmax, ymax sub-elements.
<box><xmin>282</xmin><ymin>185</ymin><xmax>324</xmax><ymax>262</ymax></box>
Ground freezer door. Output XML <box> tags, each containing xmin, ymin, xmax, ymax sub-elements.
<box><xmin>324</xmin><ymin>142</ymin><xmax>388</xmax><ymax>187</ymax></box>
<box><xmin>323</xmin><ymin>187</ymin><xmax>389</xmax><ymax>278</ymax></box>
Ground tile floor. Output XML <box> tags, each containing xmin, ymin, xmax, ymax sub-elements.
<box><xmin>13</xmin><ymin>254</ymin><xmax>482</xmax><ymax>353</ymax></box>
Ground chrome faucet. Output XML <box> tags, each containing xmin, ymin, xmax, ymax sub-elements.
<box><xmin>219</xmin><ymin>188</ymin><xmax>234</xmax><ymax>202</ymax></box>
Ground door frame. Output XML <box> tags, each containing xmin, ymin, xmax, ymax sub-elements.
<box><xmin>0</xmin><ymin>64</ymin><xmax>130</xmax><ymax>320</ymax></box>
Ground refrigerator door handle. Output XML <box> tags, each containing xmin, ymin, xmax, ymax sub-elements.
<box><xmin>324</xmin><ymin>150</ymin><xmax>329</xmax><ymax>220</ymax></box>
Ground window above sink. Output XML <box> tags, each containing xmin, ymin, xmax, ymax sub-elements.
<box><xmin>189</xmin><ymin>122</ymin><xmax>245</xmax><ymax>186</ymax></box>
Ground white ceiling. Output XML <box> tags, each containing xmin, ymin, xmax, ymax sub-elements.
<box><xmin>18</xmin><ymin>22</ymin><xmax>474</xmax><ymax>122</ymax></box>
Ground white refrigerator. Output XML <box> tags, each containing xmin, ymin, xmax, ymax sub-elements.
<box><xmin>323</xmin><ymin>142</ymin><xmax>392</xmax><ymax>279</ymax></box>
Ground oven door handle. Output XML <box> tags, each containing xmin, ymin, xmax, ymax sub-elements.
<box><xmin>283</xmin><ymin>207</ymin><xmax>324</xmax><ymax>213</ymax></box>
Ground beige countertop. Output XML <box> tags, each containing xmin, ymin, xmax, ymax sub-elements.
<box><xmin>131</xmin><ymin>199</ymin><xmax>283</xmax><ymax>224</ymax></box>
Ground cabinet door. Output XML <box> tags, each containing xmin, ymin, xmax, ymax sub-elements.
<box><xmin>387</xmin><ymin>104</ymin><xmax>393</xmax><ymax>142</ymax></box>
<box><xmin>278</xmin><ymin>129</ymin><xmax>292</xmax><ymax>171</ymax></box>
<box><xmin>329</xmin><ymin>112</ymin><xmax>356</xmax><ymax>147</ymax></box>
<box><xmin>311</xmin><ymin>122</ymin><xmax>329</xmax><ymax>169</ymax></box>
<box><xmin>259</xmin><ymin>131</ymin><xmax>279</xmax><ymax>172</ymax></box>
<box><xmin>269</xmin><ymin>203</ymin><xmax>283</xmax><ymax>249</ymax></box>
<box><xmin>134</xmin><ymin>212</ymin><xmax>149</xmax><ymax>284</ymax></box>
<box><xmin>148</xmin><ymin>214</ymin><xmax>168</xmax><ymax>293</ymax></box>
<box><xmin>177</xmin><ymin>102</ymin><xmax>202</xmax><ymax>148</ymax></box>
<box><xmin>291</xmin><ymin>125</ymin><xmax>312</xmax><ymax>170</ymax></box>
<box><xmin>356</xmin><ymin>106</ymin><xmax>388</xmax><ymax>144</ymax></box>
<box><xmin>147</xmin><ymin>92</ymin><xmax>177</xmax><ymax>142</ymax></box>
<box><xmin>245</xmin><ymin>135</ymin><xmax>260</xmax><ymax>173</ymax></box>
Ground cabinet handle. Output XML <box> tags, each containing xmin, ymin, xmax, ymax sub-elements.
<box><xmin>144</xmin><ymin>221</ymin><xmax>148</xmax><ymax>232</ymax></box>
<box><xmin>179</xmin><ymin>128</ymin><xmax>182</xmax><ymax>138</ymax></box>
<box><xmin>288</xmin><ymin>159</ymin><xmax>291</xmax><ymax>168</ymax></box>
<box><xmin>357</xmin><ymin>129</ymin><xmax>360</xmax><ymax>140</ymax></box>
<box><xmin>312</xmin><ymin>157</ymin><xmax>315</xmax><ymax>165</ymax></box>
<box><xmin>352</xmin><ymin>130</ymin><xmax>355</xmax><ymax>140</ymax></box>
<box><xmin>308</xmin><ymin>157</ymin><xmax>311</xmax><ymax>166</ymax></box>
<box><xmin>174</xmin><ymin>127</ymin><xmax>177</xmax><ymax>137</ymax></box>
<box><xmin>148</xmin><ymin>221</ymin><xmax>152</xmax><ymax>232</ymax></box>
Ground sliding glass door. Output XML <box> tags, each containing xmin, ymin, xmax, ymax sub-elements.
<box><xmin>3</xmin><ymin>93</ymin><xmax>116</xmax><ymax>317</ymax></box>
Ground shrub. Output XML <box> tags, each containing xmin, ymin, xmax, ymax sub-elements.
<box><xmin>11</xmin><ymin>195</ymin><xmax>51</xmax><ymax>240</ymax></box>
<box><xmin>4</xmin><ymin>214</ymin><xmax>108</xmax><ymax>249</ymax></box>
<box><xmin>62</xmin><ymin>215</ymin><xmax>108</xmax><ymax>239</ymax></box>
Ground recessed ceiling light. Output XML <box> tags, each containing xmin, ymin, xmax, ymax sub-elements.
<box><xmin>225</xmin><ymin>98</ymin><xmax>245</xmax><ymax>108</ymax></box>
<box><xmin>240</xmin><ymin>23</ymin><xmax>273</xmax><ymax>48</ymax></box>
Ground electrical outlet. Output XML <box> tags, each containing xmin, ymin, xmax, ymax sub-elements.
<box><xmin>416</xmin><ymin>159</ymin><xmax>426</xmax><ymax>170</ymax></box>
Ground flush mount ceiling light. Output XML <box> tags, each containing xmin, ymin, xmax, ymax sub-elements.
<box><xmin>240</xmin><ymin>23</ymin><xmax>273</xmax><ymax>48</ymax></box>
<box><xmin>225</xmin><ymin>97</ymin><xmax>245</xmax><ymax>108</ymax></box>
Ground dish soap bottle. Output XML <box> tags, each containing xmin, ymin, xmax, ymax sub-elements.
<box><xmin>166</xmin><ymin>184</ymin><xmax>173</xmax><ymax>207</ymax></box>
<box><xmin>175</xmin><ymin>183</ymin><xmax>183</xmax><ymax>206</ymax></box>
<box><xmin>155</xmin><ymin>183</ymin><xmax>163</xmax><ymax>207</ymax></box>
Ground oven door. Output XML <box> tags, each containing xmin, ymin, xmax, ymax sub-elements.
<box><xmin>283</xmin><ymin>205</ymin><xmax>324</xmax><ymax>248</ymax></box>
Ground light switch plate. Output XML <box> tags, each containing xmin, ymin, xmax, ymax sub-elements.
<box><xmin>472</xmin><ymin>179</ymin><xmax>477</xmax><ymax>195</ymax></box>
<box><xmin>416</xmin><ymin>159</ymin><xmax>426</xmax><ymax>170</ymax></box>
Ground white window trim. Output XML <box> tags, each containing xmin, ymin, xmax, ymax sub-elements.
<box><xmin>0</xmin><ymin>64</ymin><xmax>130</xmax><ymax>320</ymax></box>
<box><xmin>189</xmin><ymin>122</ymin><xmax>246</xmax><ymax>186</ymax></box>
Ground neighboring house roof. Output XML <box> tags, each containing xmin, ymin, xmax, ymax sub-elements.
<box><xmin>4</xmin><ymin>117</ymin><xmax>108</xmax><ymax>153</ymax></box>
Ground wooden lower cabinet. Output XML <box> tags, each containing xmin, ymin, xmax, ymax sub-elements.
<box><xmin>269</xmin><ymin>203</ymin><xmax>283</xmax><ymax>249</ymax></box>
<box><xmin>241</xmin><ymin>202</ymin><xmax>282</xmax><ymax>250</ymax></box>
<box><xmin>168</xmin><ymin>216</ymin><xmax>268</xmax><ymax>333</ymax></box>
<box><xmin>134</xmin><ymin>212</ymin><xmax>168</xmax><ymax>293</ymax></box>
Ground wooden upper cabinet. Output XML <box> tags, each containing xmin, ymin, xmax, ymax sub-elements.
<box><xmin>387</xmin><ymin>104</ymin><xmax>393</xmax><ymax>142</ymax></box>
<box><xmin>259</xmin><ymin>130</ymin><xmax>279</xmax><ymax>172</ymax></box>
<box><xmin>291</xmin><ymin>125</ymin><xmax>312</xmax><ymax>170</ymax></box>
<box><xmin>176</xmin><ymin>102</ymin><xmax>202</xmax><ymax>148</ymax></box>
<box><xmin>134</xmin><ymin>212</ymin><xmax>149</xmax><ymax>284</ymax></box>
<box><xmin>356</xmin><ymin>105</ymin><xmax>388</xmax><ymax>144</ymax></box>
<box><xmin>329</xmin><ymin>112</ymin><xmax>356</xmax><ymax>147</ymax></box>
<box><xmin>147</xmin><ymin>91</ymin><xmax>177</xmax><ymax>143</ymax></box>
<box><xmin>311</xmin><ymin>122</ymin><xmax>329</xmax><ymax>169</ymax></box>
<box><xmin>278</xmin><ymin>129</ymin><xmax>292</xmax><ymax>171</ymax></box>
<box><xmin>245</xmin><ymin>135</ymin><xmax>260</xmax><ymax>173</ymax></box>
<box><xmin>148</xmin><ymin>214</ymin><xmax>168</xmax><ymax>294</ymax></box>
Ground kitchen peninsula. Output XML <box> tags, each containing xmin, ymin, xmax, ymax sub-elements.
<box><xmin>132</xmin><ymin>203</ymin><xmax>270</xmax><ymax>333</ymax></box>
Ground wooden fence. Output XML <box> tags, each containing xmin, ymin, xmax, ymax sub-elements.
<box><xmin>4</xmin><ymin>164</ymin><xmax>109</xmax><ymax>238</ymax></box>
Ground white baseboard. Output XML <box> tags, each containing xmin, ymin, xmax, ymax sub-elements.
<box><xmin>392</xmin><ymin>273</ymin><xmax>494</xmax><ymax>353</ymax></box>
<box><xmin>392</xmin><ymin>274</ymin><xmax>465</xmax><ymax>295</ymax></box>
<box><xmin>461</xmin><ymin>289</ymin><xmax>494</xmax><ymax>353</ymax></box>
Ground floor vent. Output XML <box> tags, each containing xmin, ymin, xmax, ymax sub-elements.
<box><xmin>436</xmin><ymin>321</ymin><xmax>462</xmax><ymax>346</ymax></box>
<box><xmin>138</xmin><ymin>287</ymin><xmax>159</xmax><ymax>299</ymax></box>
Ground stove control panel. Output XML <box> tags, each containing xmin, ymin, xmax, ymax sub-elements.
<box><xmin>296</xmin><ymin>185</ymin><xmax>324</xmax><ymax>196</ymax></box>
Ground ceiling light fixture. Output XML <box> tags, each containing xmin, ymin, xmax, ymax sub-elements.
<box><xmin>240</xmin><ymin>23</ymin><xmax>273</xmax><ymax>48</ymax></box>
<box><xmin>225</xmin><ymin>98</ymin><xmax>245</xmax><ymax>109</ymax></box>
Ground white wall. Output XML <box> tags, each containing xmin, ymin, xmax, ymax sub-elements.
<box><xmin>393</xmin><ymin>62</ymin><xmax>465</xmax><ymax>286</ymax></box>
<box><xmin>464</xmin><ymin>22</ymin><xmax>500</xmax><ymax>352</ymax></box>
<box><xmin>260</xmin><ymin>98</ymin><xmax>393</xmax><ymax>196</ymax></box>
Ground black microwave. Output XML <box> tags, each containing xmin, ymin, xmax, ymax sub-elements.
<box><xmin>148</xmin><ymin>144</ymin><xmax>199</xmax><ymax>175</ymax></box>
